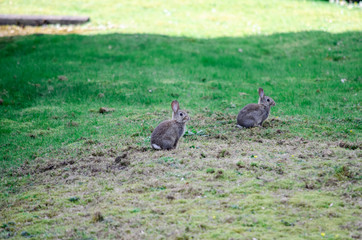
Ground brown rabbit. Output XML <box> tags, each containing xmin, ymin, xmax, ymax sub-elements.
<box><xmin>237</xmin><ymin>88</ymin><xmax>276</xmax><ymax>128</ymax></box>
<box><xmin>151</xmin><ymin>100</ymin><xmax>190</xmax><ymax>150</ymax></box>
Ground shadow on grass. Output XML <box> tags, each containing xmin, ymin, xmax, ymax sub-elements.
<box><xmin>0</xmin><ymin>31</ymin><xmax>360</xmax><ymax>112</ymax></box>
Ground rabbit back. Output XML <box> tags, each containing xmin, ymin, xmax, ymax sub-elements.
<box><xmin>151</xmin><ymin>120</ymin><xmax>183</xmax><ymax>150</ymax></box>
<box><xmin>237</xmin><ymin>104</ymin><xmax>270</xmax><ymax>128</ymax></box>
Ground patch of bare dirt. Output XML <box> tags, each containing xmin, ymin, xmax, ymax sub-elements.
<box><xmin>1</xmin><ymin>126</ymin><xmax>361</xmax><ymax>240</ymax></box>
<box><xmin>99</xmin><ymin>107</ymin><xmax>115</xmax><ymax>114</ymax></box>
<box><xmin>0</xmin><ymin>24</ymin><xmax>119</xmax><ymax>37</ymax></box>
<box><xmin>339</xmin><ymin>141</ymin><xmax>361</xmax><ymax>150</ymax></box>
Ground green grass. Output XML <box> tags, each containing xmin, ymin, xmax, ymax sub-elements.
<box><xmin>0</xmin><ymin>0</ymin><xmax>361</xmax><ymax>239</ymax></box>
<box><xmin>1</xmin><ymin>0</ymin><xmax>362</xmax><ymax>37</ymax></box>
<box><xmin>1</xmin><ymin>31</ymin><xmax>360</xmax><ymax>168</ymax></box>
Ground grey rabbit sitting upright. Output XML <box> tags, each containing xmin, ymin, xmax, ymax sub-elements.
<box><xmin>151</xmin><ymin>100</ymin><xmax>190</xmax><ymax>150</ymax></box>
<box><xmin>237</xmin><ymin>88</ymin><xmax>276</xmax><ymax>128</ymax></box>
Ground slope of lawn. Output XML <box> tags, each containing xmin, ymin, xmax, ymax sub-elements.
<box><xmin>0</xmin><ymin>0</ymin><xmax>362</xmax><ymax>37</ymax></box>
<box><xmin>0</xmin><ymin>0</ymin><xmax>361</xmax><ymax>239</ymax></box>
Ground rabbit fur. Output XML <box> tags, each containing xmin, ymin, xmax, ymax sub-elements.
<box><xmin>151</xmin><ymin>100</ymin><xmax>190</xmax><ymax>150</ymax></box>
<box><xmin>237</xmin><ymin>88</ymin><xmax>275</xmax><ymax>128</ymax></box>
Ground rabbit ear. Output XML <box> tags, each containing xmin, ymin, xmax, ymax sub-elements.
<box><xmin>258</xmin><ymin>88</ymin><xmax>264</xmax><ymax>98</ymax></box>
<box><xmin>171</xmin><ymin>100</ymin><xmax>179</xmax><ymax>113</ymax></box>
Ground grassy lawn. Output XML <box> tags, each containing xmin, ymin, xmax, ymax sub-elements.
<box><xmin>0</xmin><ymin>0</ymin><xmax>361</xmax><ymax>239</ymax></box>
<box><xmin>1</xmin><ymin>0</ymin><xmax>362</xmax><ymax>36</ymax></box>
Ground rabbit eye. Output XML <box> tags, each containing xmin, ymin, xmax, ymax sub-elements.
<box><xmin>180</xmin><ymin>113</ymin><xmax>183</xmax><ymax>116</ymax></box>
<box><xmin>267</xmin><ymin>99</ymin><xmax>270</xmax><ymax>102</ymax></box>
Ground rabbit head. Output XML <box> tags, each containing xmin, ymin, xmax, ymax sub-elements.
<box><xmin>258</xmin><ymin>88</ymin><xmax>276</xmax><ymax>107</ymax></box>
<box><xmin>171</xmin><ymin>100</ymin><xmax>190</xmax><ymax>123</ymax></box>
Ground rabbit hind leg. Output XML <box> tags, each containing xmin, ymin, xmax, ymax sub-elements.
<box><xmin>162</xmin><ymin>139</ymin><xmax>176</xmax><ymax>150</ymax></box>
<box><xmin>240</xmin><ymin>119</ymin><xmax>256</xmax><ymax>128</ymax></box>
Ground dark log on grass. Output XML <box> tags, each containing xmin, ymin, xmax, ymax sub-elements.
<box><xmin>0</xmin><ymin>14</ymin><xmax>90</xmax><ymax>26</ymax></box>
